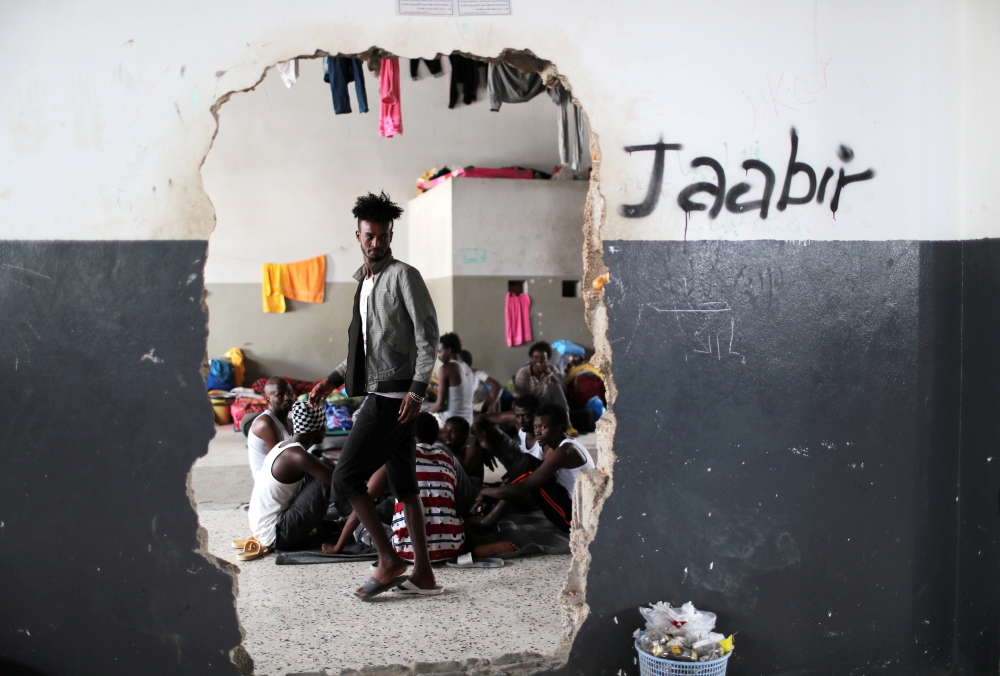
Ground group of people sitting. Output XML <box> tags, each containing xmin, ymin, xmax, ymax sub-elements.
<box><xmin>237</xmin><ymin>333</ymin><xmax>596</xmax><ymax>571</ymax></box>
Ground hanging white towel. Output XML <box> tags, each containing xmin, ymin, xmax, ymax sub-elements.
<box><xmin>276</xmin><ymin>59</ymin><xmax>299</xmax><ymax>88</ymax></box>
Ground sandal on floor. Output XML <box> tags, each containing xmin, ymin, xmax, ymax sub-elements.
<box><xmin>237</xmin><ymin>539</ymin><xmax>270</xmax><ymax>561</ymax></box>
<box><xmin>232</xmin><ymin>535</ymin><xmax>257</xmax><ymax>550</ymax></box>
<box><xmin>356</xmin><ymin>575</ymin><xmax>408</xmax><ymax>601</ymax></box>
<box><xmin>391</xmin><ymin>578</ymin><xmax>444</xmax><ymax>596</ymax></box>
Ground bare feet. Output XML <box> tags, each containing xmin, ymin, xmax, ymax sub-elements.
<box><xmin>473</xmin><ymin>541</ymin><xmax>519</xmax><ymax>558</ymax></box>
<box><xmin>320</xmin><ymin>542</ymin><xmax>342</xmax><ymax>555</ymax></box>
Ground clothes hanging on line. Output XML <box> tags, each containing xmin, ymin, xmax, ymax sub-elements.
<box><xmin>323</xmin><ymin>57</ymin><xmax>369</xmax><ymax>115</ymax></box>
<box><xmin>410</xmin><ymin>58</ymin><xmax>443</xmax><ymax>80</ymax></box>
<box><xmin>262</xmin><ymin>255</ymin><xmax>327</xmax><ymax>313</ymax></box>
<box><xmin>379</xmin><ymin>57</ymin><xmax>403</xmax><ymax>137</ymax></box>
<box><xmin>487</xmin><ymin>63</ymin><xmax>547</xmax><ymax>112</ymax></box>
<box><xmin>549</xmin><ymin>85</ymin><xmax>587</xmax><ymax>172</ymax></box>
<box><xmin>276</xmin><ymin>59</ymin><xmax>298</xmax><ymax>88</ymax></box>
<box><xmin>505</xmin><ymin>292</ymin><xmax>533</xmax><ymax>347</ymax></box>
<box><xmin>449</xmin><ymin>55</ymin><xmax>481</xmax><ymax>108</ymax></box>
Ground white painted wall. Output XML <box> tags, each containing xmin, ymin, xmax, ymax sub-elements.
<box><xmin>408</xmin><ymin>179</ymin><xmax>454</xmax><ymax>280</ymax></box>
<box><xmin>1</xmin><ymin>1</ymin><xmax>998</xmax><ymax>243</ymax></box>
<box><xmin>201</xmin><ymin>58</ymin><xmax>562</xmax><ymax>283</ymax></box>
<box><xmin>450</xmin><ymin>178</ymin><xmax>586</xmax><ymax>277</ymax></box>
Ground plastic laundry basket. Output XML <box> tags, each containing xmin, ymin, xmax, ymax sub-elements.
<box><xmin>635</xmin><ymin>639</ymin><xmax>731</xmax><ymax>676</ymax></box>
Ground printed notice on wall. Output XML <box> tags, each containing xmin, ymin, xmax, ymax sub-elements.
<box><xmin>397</xmin><ymin>0</ymin><xmax>454</xmax><ymax>15</ymax></box>
<box><xmin>457</xmin><ymin>0</ymin><xmax>512</xmax><ymax>16</ymax></box>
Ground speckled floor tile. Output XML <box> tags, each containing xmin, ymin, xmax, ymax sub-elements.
<box><xmin>195</xmin><ymin>430</ymin><xmax>573</xmax><ymax>676</ymax></box>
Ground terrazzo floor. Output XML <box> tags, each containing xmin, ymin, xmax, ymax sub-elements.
<box><xmin>193</xmin><ymin>426</ymin><xmax>591</xmax><ymax>676</ymax></box>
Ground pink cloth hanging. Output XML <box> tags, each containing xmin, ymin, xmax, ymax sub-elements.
<box><xmin>505</xmin><ymin>292</ymin><xmax>532</xmax><ymax>347</ymax></box>
<box><xmin>379</xmin><ymin>57</ymin><xmax>403</xmax><ymax>138</ymax></box>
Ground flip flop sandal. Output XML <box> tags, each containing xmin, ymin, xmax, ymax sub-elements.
<box><xmin>445</xmin><ymin>555</ymin><xmax>504</xmax><ymax>569</ymax></box>
<box><xmin>391</xmin><ymin>578</ymin><xmax>445</xmax><ymax>596</ymax></box>
<box><xmin>232</xmin><ymin>536</ymin><xmax>258</xmax><ymax>550</ymax></box>
<box><xmin>237</xmin><ymin>540</ymin><xmax>271</xmax><ymax>561</ymax></box>
<box><xmin>356</xmin><ymin>574</ymin><xmax>409</xmax><ymax>601</ymax></box>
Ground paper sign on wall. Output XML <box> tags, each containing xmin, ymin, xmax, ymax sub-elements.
<box><xmin>397</xmin><ymin>0</ymin><xmax>454</xmax><ymax>15</ymax></box>
<box><xmin>458</xmin><ymin>0</ymin><xmax>511</xmax><ymax>15</ymax></box>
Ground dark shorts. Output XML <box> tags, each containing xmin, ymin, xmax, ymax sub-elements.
<box><xmin>502</xmin><ymin>452</ymin><xmax>573</xmax><ymax>533</ymax></box>
<box><xmin>332</xmin><ymin>394</ymin><xmax>419</xmax><ymax>500</ymax></box>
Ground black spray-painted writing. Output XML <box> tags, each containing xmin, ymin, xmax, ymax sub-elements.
<box><xmin>620</xmin><ymin>128</ymin><xmax>875</xmax><ymax>219</ymax></box>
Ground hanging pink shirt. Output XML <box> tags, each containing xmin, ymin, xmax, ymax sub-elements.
<box><xmin>505</xmin><ymin>292</ymin><xmax>532</xmax><ymax>347</ymax></box>
<box><xmin>379</xmin><ymin>57</ymin><xmax>403</xmax><ymax>138</ymax></box>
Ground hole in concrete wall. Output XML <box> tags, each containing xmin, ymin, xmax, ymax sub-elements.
<box><xmin>193</xmin><ymin>47</ymin><xmax>615</xmax><ymax>676</ymax></box>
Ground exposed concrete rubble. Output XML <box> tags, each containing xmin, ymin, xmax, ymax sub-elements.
<box><xmin>285</xmin><ymin>651</ymin><xmax>560</xmax><ymax>676</ymax></box>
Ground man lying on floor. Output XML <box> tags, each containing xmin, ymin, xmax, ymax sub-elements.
<box><xmin>238</xmin><ymin>401</ymin><xmax>330</xmax><ymax>560</ymax></box>
<box><xmin>473</xmin><ymin>402</ymin><xmax>595</xmax><ymax>533</ymax></box>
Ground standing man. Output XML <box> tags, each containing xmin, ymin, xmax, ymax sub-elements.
<box><xmin>309</xmin><ymin>191</ymin><xmax>441</xmax><ymax>600</ymax></box>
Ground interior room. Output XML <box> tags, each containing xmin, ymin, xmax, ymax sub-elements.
<box><xmin>193</xmin><ymin>51</ymin><xmax>604</xmax><ymax>675</ymax></box>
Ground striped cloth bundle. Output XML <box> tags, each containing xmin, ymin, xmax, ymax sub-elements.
<box><xmin>391</xmin><ymin>443</ymin><xmax>465</xmax><ymax>561</ymax></box>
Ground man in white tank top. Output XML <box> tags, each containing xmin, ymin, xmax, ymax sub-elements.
<box><xmin>247</xmin><ymin>401</ymin><xmax>332</xmax><ymax>553</ymax></box>
<box><xmin>474</xmin><ymin>402</ymin><xmax>594</xmax><ymax>532</ymax></box>
<box><xmin>246</xmin><ymin>377</ymin><xmax>295</xmax><ymax>476</ymax></box>
<box><xmin>426</xmin><ymin>332</ymin><xmax>474</xmax><ymax>426</ymax></box>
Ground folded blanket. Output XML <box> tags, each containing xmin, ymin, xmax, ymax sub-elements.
<box><xmin>274</xmin><ymin>541</ymin><xmax>378</xmax><ymax>565</ymax></box>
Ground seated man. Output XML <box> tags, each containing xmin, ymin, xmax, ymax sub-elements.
<box><xmin>474</xmin><ymin>403</ymin><xmax>595</xmax><ymax>533</ymax></box>
<box><xmin>459</xmin><ymin>349</ymin><xmax>503</xmax><ymax>413</ymax></box>
<box><xmin>247</xmin><ymin>377</ymin><xmax>295</xmax><ymax>477</ymax></box>
<box><xmin>245</xmin><ymin>401</ymin><xmax>331</xmax><ymax>556</ymax></box>
<box><xmin>425</xmin><ymin>332</ymin><xmax>475</xmax><ymax>426</ymax></box>
<box><xmin>441</xmin><ymin>415</ymin><xmax>492</xmax><ymax>481</ymax></box>
<box><xmin>513</xmin><ymin>341</ymin><xmax>573</xmax><ymax>432</ymax></box>
<box><xmin>478</xmin><ymin>393</ymin><xmax>542</xmax><ymax>460</ymax></box>
<box><xmin>324</xmin><ymin>413</ymin><xmax>468</xmax><ymax>560</ymax></box>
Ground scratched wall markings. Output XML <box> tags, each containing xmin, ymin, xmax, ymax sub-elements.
<box><xmin>647</xmin><ymin>301</ymin><xmax>745</xmax><ymax>364</ymax></box>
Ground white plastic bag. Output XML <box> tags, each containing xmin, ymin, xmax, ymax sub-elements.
<box><xmin>639</xmin><ymin>602</ymin><xmax>717</xmax><ymax>640</ymax></box>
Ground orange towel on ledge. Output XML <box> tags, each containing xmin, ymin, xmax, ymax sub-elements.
<box><xmin>262</xmin><ymin>255</ymin><xmax>326</xmax><ymax>313</ymax></box>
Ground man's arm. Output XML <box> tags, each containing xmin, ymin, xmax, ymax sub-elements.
<box><xmin>478</xmin><ymin>422</ymin><xmax>525</xmax><ymax>470</ymax></box>
<box><xmin>250</xmin><ymin>415</ymin><xmax>281</xmax><ymax>451</ymax></box>
<box><xmin>309</xmin><ymin>359</ymin><xmax>347</xmax><ymax>406</ymax></box>
<box><xmin>274</xmin><ymin>447</ymin><xmax>334</xmax><ymax>486</ymax></box>
<box><xmin>480</xmin><ymin>445</ymin><xmax>574</xmax><ymax>500</ymax></box>
<box><xmin>398</xmin><ymin>266</ymin><xmax>439</xmax><ymax>397</ymax></box>
<box><xmin>483</xmin><ymin>375</ymin><xmax>503</xmax><ymax>412</ymax></box>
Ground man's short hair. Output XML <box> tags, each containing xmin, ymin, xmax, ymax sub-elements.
<box><xmin>439</xmin><ymin>332</ymin><xmax>462</xmax><ymax>353</ymax></box>
<box><xmin>444</xmin><ymin>416</ymin><xmax>471</xmax><ymax>438</ymax></box>
<box><xmin>513</xmin><ymin>394</ymin><xmax>540</xmax><ymax>415</ymax></box>
<box><xmin>414</xmin><ymin>412</ymin><xmax>440</xmax><ymax>445</ymax></box>
<box><xmin>352</xmin><ymin>191</ymin><xmax>403</xmax><ymax>226</ymax></box>
<box><xmin>528</xmin><ymin>341</ymin><xmax>552</xmax><ymax>358</ymax></box>
<box><xmin>459</xmin><ymin>349</ymin><xmax>473</xmax><ymax>366</ymax></box>
<box><xmin>535</xmin><ymin>402</ymin><xmax>568</xmax><ymax>429</ymax></box>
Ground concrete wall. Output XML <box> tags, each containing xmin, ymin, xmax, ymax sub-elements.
<box><xmin>3</xmin><ymin>2</ymin><xmax>1000</xmax><ymax>676</ymax></box>
<box><xmin>409</xmin><ymin>177</ymin><xmax>590</xmax><ymax>381</ymax></box>
<box><xmin>453</xmin><ymin>276</ymin><xmax>589</xmax><ymax>384</ymax></box>
<box><xmin>205</xmin><ymin>282</ymin><xmax>355</xmax><ymax>382</ymax></box>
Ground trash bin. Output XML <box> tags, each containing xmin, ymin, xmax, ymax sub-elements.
<box><xmin>635</xmin><ymin>639</ymin><xmax>731</xmax><ymax>676</ymax></box>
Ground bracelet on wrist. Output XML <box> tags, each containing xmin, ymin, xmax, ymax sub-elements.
<box><xmin>408</xmin><ymin>391</ymin><xmax>425</xmax><ymax>402</ymax></box>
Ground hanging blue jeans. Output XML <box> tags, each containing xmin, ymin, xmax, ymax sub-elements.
<box><xmin>324</xmin><ymin>57</ymin><xmax>368</xmax><ymax>115</ymax></box>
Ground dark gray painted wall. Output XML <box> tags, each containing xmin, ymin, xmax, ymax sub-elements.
<box><xmin>2</xmin><ymin>239</ymin><xmax>996</xmax><ymax>675</ymax></box>
<box><xmin>0</xmin><ymin>241</ymin><xmax>241</xmax><ymax>676</ymax></box>
<box><xmin>553</xmin><ymin>240</ymin><xmax>998</xmax><ymax>676</ymax></box>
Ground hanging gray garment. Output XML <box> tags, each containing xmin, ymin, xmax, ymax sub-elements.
<box><xmin>549</xmin><ymin>85</ymin><xmax>587</xmax><ymax>172</ymax></box>
<box><xmin>487</xmin><ymin>63</ymin><xmax>548</xmax><ymax>112</ymax></box>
